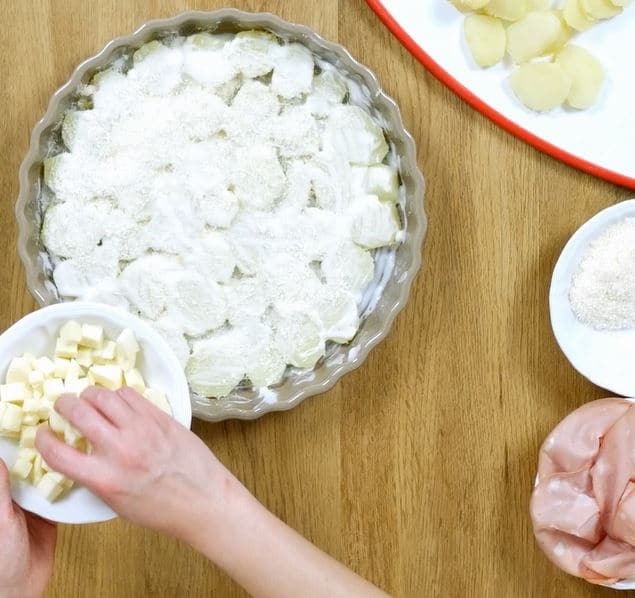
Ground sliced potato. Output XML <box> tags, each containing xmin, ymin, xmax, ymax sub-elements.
<box><xmin>464</xmin><ymin>15</ymin><xmax>507</xmax><ymax>67</ymax></box>
<box><xmin>485</xmin><ymin>0</ymin><xmax>528</xmax><ymax>21</ymax></box>
<box><xmin>459</xmin><ymin>0</ymin><xmax>491</xmax><ymax>7</ymax></box>
<box><xmin>508</xmin><ymin>62</ymin><xmax>572</xmax><ymax>112</ymax></box>
<box><xmin>549</xmin><ymin>17</ymin><xmax>572</xmax><ymax>53</ymax></box>
<box><xmin>555</xmin><ymin>44</ymin><xmax>604</xmax><ymax>109</ymax></box>
<box><xmin>580</xmin><ymin>0</ymin><xmax>622</xmax><ymax>17</ymax></box>
<box><xmin>563</xmin><ymin>0</ymin><xmax>597</xmax><ymax>30</ymax></box>
<box><xmin>506</xmin><ymin>11</ymin><xmax>565</xmax><ymax>64</ymax></box>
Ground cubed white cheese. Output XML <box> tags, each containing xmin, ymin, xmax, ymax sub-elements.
<box><xmin>55</xmin><ymin>338</ymin><xmax>79</xmax><ymax>359</ymax></box>
<box><xmin>116</xmin><ymin>329</ymin><xmax>139</xmax><ymax>370</ymax></box>
<box><xmin>124</xmin><ymin>368</ymin><xmax>146</xmax><ymax>394</ymax></box>
<box><xmin>76</xmin><ymin>348</ymin><xmax>93</xmax><ymax>368</ymax></box>
<box><xmin>64</xmin><ymin>424</ymin><xmax>83</xmax><ymax>448</ymax></box>
<box><xmin>1</xmin><ymin>403</ymin><xmax>23</xmax><ymax>433</ymax></box>
<box><xmin>38</xmin><ymin>400</ymin><xmax>54</xmax><ymax>420</ymax></box>
<box><xmin>12</xmin><ymin>458</ymin><xmax>33</xmax><ymax>480</ymax></box>
<box><xmin>100</xmin><ymin>340</ymin><xmax>117</xmax><ymax>361</ymax></box>
<box><xmin>5</xmin><ymin>357</ymin><xmax>31</xmax><ymax>384</ymax></box>
<box><xmin>80</xmin><ymin>324</ymin><xmax>104</xmax><ymax>349</ymax></box>
<box><xmin>48</xmin><ymin>410</ymin><xmax>67</xmax><ymax>435</ymax></box>
<box><xmin>64</xmin><ymin>359</ymin><xmax>83</xmax><ymax>382</ymax></box>
<box><xmin>90</xmin><ymin>364</ymin><xmax>123</xmax><ymax>390</ymax></box>
<box><xmin>22</xmin><ymin>414</ymin><xmax>39</xmax><ymax>426</ymax></box>
<box><xmin>22</xmin><ymin>398</ymin><xmax>40</xmax><ymax>415</ymax></box>
<box><xmin>18</xmin><ymin>448</ymin><xmax>37</xmax><ymax>462</ymax></box>
<box><xmin>64</xmin><ymin>377</ymin><xmax>90</xmax><ymax>396</ymax></box>
<box><xmin>36</xmin><ymin>473</ymin><xmax>64</xmax><ymax>502</ymax></box>
<box><xmin>19</xmin><ymin>425</ymin><xmax>37</xmax><ymax>448</ymax></box>
<box><xmin>36</xmin><ymin>357</ymin><xmax>56</xmax><ymax>377</ymax></box>
<box><xmin>22</xmin><ymin>353</ymin><xmax>37</xmax><ymax>368</ymax></box>
<box><xmin>53</xmin><ymin>357</ymin><xmax>71</xmax><ymax>379</ymax></box>
<box><xmin>0</xmin><ymin>382</ymin><xmax>28</xmax><ymax>404</ymax></box>
<box><xmin>43</xmin><ymin>378</ymin><xmax>65</xmax><ymax>401</ymax></box>
<box><xmin>59</xmin><ymin>320</ymin><xmax>83</xmax><ymax>343</ymax></box>
<box><xmin>31</xmin><ymin>455</ymin><xmax>44</xmax><ymax>485</ymax></box>
<box><xmin>28</xmin><ymin>369</ymin><xmax>44</xmax><ymax>387</ymax></box>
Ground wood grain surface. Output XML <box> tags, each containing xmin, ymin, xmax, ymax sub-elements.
<box><xmin>0</xmin><ymin>1</ymin><xmax>631</xmax><ymax>596</ymax></box>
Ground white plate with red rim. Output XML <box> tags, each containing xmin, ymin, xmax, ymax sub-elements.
<box><xmin>367</xmin><ymin>0</ymin><xmax>635</xmax><ymax>189</ymax></box>
<box><xmin>0</xmin><ymin>302</ymin><xmax>192</xmax><ymax>524</ymax></box>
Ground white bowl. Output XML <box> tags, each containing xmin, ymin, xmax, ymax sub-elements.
<box><xmin>0</xmin><ymin>302</ymin><xmax>192</xmax><ymax>524</ymax></box>
<box><xmin>550</xmin><ymin>199</ymin><xmax>635</xmax><ymax>398</ymax></box>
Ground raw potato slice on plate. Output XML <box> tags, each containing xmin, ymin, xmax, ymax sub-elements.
<box><xmin>451</xmin><ymin>0</ymin><xmax>628</xmax><ymax>112</ymax></box>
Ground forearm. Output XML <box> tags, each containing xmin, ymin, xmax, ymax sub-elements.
<box><xmin>183</xmin><ymin>473</ymin><xmax>388</xmax><ymax>598</ymax></box>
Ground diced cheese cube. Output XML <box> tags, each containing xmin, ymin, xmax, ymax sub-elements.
<box><xmin>38</xmin><ymin>400</ymin><xmax>54</xmax><ymax>420</ymax></box>
<box><xmin>117</xmin><ymin>328</ymin><xmax>140</xmax><ymax>353</ymax></box>
<box><xmin>1</xmin><ymin>403</ymin><xmax>23</xmax><ymax>433</ymax></box>
<box><xmin>59</xmin><ymin>320</ymin><xmax>83</xmax><ymax>343</ymax></box>
<box><xmin>28</xmin><ymin>369</ymin><xmax>44</xmax><ymax>387</ymax></box>
<box><xmin>22</xmin><ymin>353</ymin><xmax>37</xmax><ymax>367</ymax></box>
<box><xmin>117</xmin><ymin>328</ymin><xmax>140</xmax><ymax>355</ymax></box>
<box><xmin>19</xmin><ymin>425</ymin><xmax>37</xmax><ymax>448</ymax></box>
<box><xmin>12</xmin><ymin>458</ymin><xmax>33</xmax><ymax>480</ymax></box>
<box><xmin>22</xmin><ymin>398</ymin><xmax>40</xmax><ymax>415</ymax></box>
<box><xmin>49</xmin><ymin>410</ymin><xmax>67</xmax><ymax>435</ymax></box>
<box><xmin>90</xmin><ymin>364</ymin><xmax>122</xmax><ymax>390</ymax></box>
<box><xmin>64</xmin><ymin>377</ymin><xmax>90</xmax><ymax>396</ymax></box>
<box><xmin>55</xmin><ymin>338</ymin><xmax>78</xmax><ymax>359</ymax></box>
<box><xmin>5</xmin><ymin>357</ymin><xmax>31</xmax><ymax>384</ymax></box>
<box><xmin>36</xmin><ymin>473</ymin><xmax>64</xmax><ymax>502</ymax></box>
<box><xmin>60</xmin><ymin>477</ymin><xmax>74</xmax><ymax>491</ymax></box>
<box><xmin>64</xmin><ymin>359</ymin><xmax>83</xmax><ymax>383</ymax></box>
<box><xmin>18</xmin><ymin>448</ymin><xmax>37</xmax><ymax>462</ymax></box>
<box><xmin>22</xmin><ymin>414</ymin><xmax>39</xmax><ymax>426</ymax></box>
<box><xmin>124</xmin><ymin>368</ymin><xmax>146</xmax><ymax>394</ymax></box>
<box><xmin>100</xmin><ymin>341</ymin><xmax>117</xmax><ymax>361</ymax></box>
<box><xmin>64</xmin><ymin>424</ymin><xmax>83</xmax><ymax>448</ymax></box>
<box><xmin>53</xmin><ymin>358</ymin><xmax>70</xmax><ymax>378</ymax></box>
<box><xmin>76</xmin><ymin>348</ymin><xmax>93</xmax><ymax>368</ymax></box>
<box><xmin>31</xmin><ymin>455</ymin><xmax>44</xmax><ymax>485</ymax></box>
<box><xmin>33</xmin><ymin>388</ymin><xmax>43</xmax><ymax>401</ymax></box>
<box><xmin>80</xmin><ymin>324</ymin><xmax>104</xmax><ymax>349</ymax></box>
<box><xmin>116</xmin><ymin>329</ymin><xmax>140</xmax><ymax>369</ymax></box>
<box><xmin>43</xmin><ymin>378</ymin><xmax>65</xmax><ymax>401</ymax></box>
<box><xmin>0</xmin><ymin>382</ymin><xmax>28</xmax><ymax>404</ymax></box>
<box><xmin>36</xmin><ymin>357</ymin><xmax>56</xmax><ymax>376</ymax></box>
<box><xmin>144</xmin><ymin>388</ymin><xmax>172</xmax><ymax>414</ymax></box>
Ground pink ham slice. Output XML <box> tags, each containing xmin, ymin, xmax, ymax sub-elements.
<box><xmin>531</xmin><ymin>398</ymin><xmax>635</xmax><ymax>584</ymax></box>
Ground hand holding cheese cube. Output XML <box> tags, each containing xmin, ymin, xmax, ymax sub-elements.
<box><xmin>0</xmin><ymin>320</ymin><xmax>172</xmax><ymax>502</ymax></box>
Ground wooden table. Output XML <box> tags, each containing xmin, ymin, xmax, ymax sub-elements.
<box><xmin>0</xmin><ymin>1</ymin><xmax>630</xmax><ymax>596</ymax></box>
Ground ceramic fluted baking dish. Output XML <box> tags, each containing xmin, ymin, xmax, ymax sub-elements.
<box><xmin>15</xmin><ymin>9</ymin><xmax>426</xmax><ymax>422</ymax></box>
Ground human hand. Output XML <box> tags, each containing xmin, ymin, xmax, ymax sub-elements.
<box><xmin>35</xmin><ymin>386</ymin><xmax>244</xmax><ymax>543</ymax></box>
<box><xmin>0</xmin><ymin>459</ymin><xmax>56</xmax><ymax>598</ymax></box>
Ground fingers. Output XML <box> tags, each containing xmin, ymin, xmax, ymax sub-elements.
<box><xmin>0</xmin><ymin>458</ymin><xmax>11</xmax><ymax>515</ymax></box>
<box><xmin>55</xmin><ymin>394</ymin><xmax>114</xmax><ymax>444</ymax></box>
<box><xmin>24</xmin><ymin>510</ymin><xmax>57</xmax><ymax>555</ymax></box>
<box><xmin>35</xmin><ymin>426</ymin><xmax>93</xmax><ymax>486</ymax></box>
<box><xmin>81</xmin><ymin>386</ymin><xmax>134</xmax><ymax>427</ymax></box>
<box><xmin>117</xmin><ymin>387</ymin><xmax>162</xmax><ymax>418</ymax></box>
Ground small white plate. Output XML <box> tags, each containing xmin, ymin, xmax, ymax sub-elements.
<box><xmin>550</xmin><ymin>199</ymin><xmax>635</xmax><ymax>398</ymax></box>
<box><xmin>0</xmin><ymin>302</ymin><xmax>192</xmax><ymax>524</ymax></box>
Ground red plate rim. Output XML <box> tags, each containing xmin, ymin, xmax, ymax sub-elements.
<box><xmin>366</xmin><ymin>0</ymin><xmax>635</xmax><ymax>191</ymax></box>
